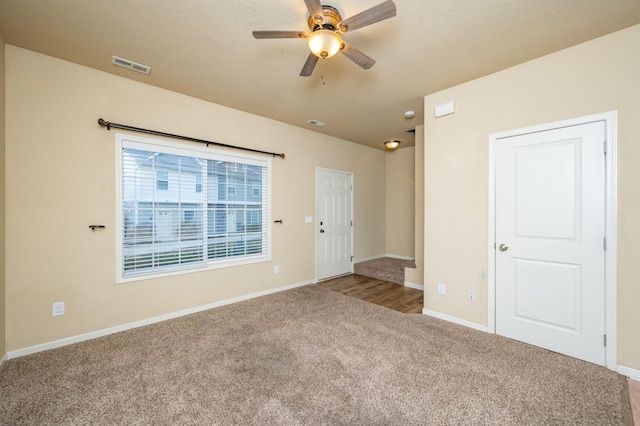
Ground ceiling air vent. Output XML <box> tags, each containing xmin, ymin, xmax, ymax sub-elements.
<box><xmin>112</xmin><ymin>56</ymin><xmax>151</xmax><ymax>75</ymax></box>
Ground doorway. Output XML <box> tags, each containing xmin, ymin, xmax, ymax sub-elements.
<box><xmin>488</xmin><ymin>112</ymin><xmax>617</xmax><ymax>369</ymax></box>
<box><xmin>316</xmin><ymin>168</ymin><xmax>354</xmax><ymax>281</ymax></box>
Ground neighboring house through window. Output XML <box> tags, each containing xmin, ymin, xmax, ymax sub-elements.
<box><xmin>117</xmin><ymin>133</ymin><xmax>271</xmax><ymax>282</ymax></box>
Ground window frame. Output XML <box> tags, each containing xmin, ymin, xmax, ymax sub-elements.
<box><xmin>115</xmin><ymin>133</ymin><xmax>272</xmax><ymax>283</ymax></box>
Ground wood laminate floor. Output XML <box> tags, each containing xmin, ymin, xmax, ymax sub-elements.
<box><xmin>317</xmin><ymin>274</ymin><xmax>423</xmax><ymax>314</ymax></box>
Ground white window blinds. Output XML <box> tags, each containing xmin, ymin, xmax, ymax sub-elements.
<box><xmin>118</xmin><ymin>135</ymin><xmax>270</xmax><ymax>281</ymax></box>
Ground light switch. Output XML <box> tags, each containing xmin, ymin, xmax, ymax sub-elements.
<box><xmin>305</xmin><ymin>216</ymin><xmax>314</xmax><ymax>224</ymax></box>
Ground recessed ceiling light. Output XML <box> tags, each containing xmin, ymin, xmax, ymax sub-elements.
<box><xmin>307</xmin><ymin>119</ymin><xmax>326</xmax><ymax>127</ymax></box>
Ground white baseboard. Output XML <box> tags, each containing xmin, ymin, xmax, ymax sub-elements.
<box><xmin>354</xmin><ymin>254</ymin><xmax>386</xmax><ymax>263</ymax></box>
<box><xmin>385</xmin><ymin>254</ymin><xmax>415</xmax><ymax>261</ymax></box>
<box><xmin>404</xmin><ymin>281</ymin><xmax>424</xmax><ymax>291</ymax></box>
<box><xmin>7</xmin><ymin>279</ymin><xmax>315</xmax><ymax>360</ymax></box>
<box><xmin>354</xmin><ymin>254</ymin><xmax>416</xmax><ymax>263</ymax></box>
<box><xmin>618</xmin><ymin>364</ymin><xmax>640</xmax><ymax>381</ymax></box>
<box><xmin>422</xmin><ymin>308</ymin><xmax>489</xmax><ymax>333</ymax></box>
<box><xmin>0</xmin><ymin>352</ymin><xmax>7</xmax><ymax>368</ymax></box>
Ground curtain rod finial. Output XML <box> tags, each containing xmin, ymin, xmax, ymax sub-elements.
<box><xmin>97</xmin><ymin>118</ymin><xmax>111</xmax><ymax>130</ymax></box>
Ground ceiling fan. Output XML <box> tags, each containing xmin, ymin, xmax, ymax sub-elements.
<box><xmin>252</xmin><ymin>0</ymin><xmax>396</xmax><ymax>76</ymax></box>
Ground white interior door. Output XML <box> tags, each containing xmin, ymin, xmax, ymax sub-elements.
<box><xmin>495</xmin><ymin>120</ymin><xmax>606</xmax><ymax>365</ymax></box>
<box><xmin>317</xmin><ymin>169</ymin><xmax>353</xmax><ymax>280</ymax></box>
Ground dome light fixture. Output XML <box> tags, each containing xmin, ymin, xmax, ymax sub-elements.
<box><xmin>307</xmin><ymin>29</ymin><xmax>343</xmax><ymax>58</ymax></box>
<box><xmin>384</xmin><ymin>140</ymin><xmax>401</xmax><ymax>151</ymax></box>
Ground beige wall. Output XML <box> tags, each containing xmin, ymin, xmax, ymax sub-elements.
<box><xmin>405</xmin><ymin>125</ymin><xmax>423</xmax><ymax>286</ymax></box>
<box><xmin>0</xmin><ymin>34</ymin><xmax>6</xmax><ymax>360</ymax></box>
<box><xmin>4</xmin><ymin>45</ymin><xmax>386</xmax><ymax>352</ymax></box>
<box><xmin>423</xmin><ymin>25</ymin><xmax>640</xmax><ymax>369</ymax></box>
<box><xmin>385</xmin><ymin>146</ymin><xmax>415</xmax><ymax>258</ymax></box>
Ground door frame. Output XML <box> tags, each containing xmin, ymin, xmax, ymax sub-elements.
<box><xmin>315</xmin><ymin>167</ymin><xmax>355</xmax><ymax>281</ymax></box>
<box><xmin>487</xmin><ymin>111</ymin><xmax>618</xmax><ymax>370</ymax></box>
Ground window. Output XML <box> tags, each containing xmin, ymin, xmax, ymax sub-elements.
<box><xmin>195</xmin><ymin>174</ymin><xmax>202</xmax><ymax>193</ymax></box>
<box><xmin>247</xmin><ymin>210</ymin><xmax>260</xmax><ymax>225</ymax></box>
<box><xmin>156</xmin><ymin>170</ymin><xmax>169</xmax><ymax>190</ymax></box>
<box><xmin>252</xmin><ymin>182</ymin><xmax>261</xmax><ymax>197</ymax></box>
<box><xmin>117</xmin><ymin>134</ymin><xmax>271</xmax><ymax>282</ymax></box>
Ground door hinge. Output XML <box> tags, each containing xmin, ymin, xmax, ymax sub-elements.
<box><xmin>603</xmin><ymin>140</ymin><xmax>607</xmax><ymax>155</ymax></box>
<box><xmin>603</xmin><ymin>237</ymin><xmax>607</xmax><ymax>251</ymax></box>
<box><xmin>604</xmin><ymin>334</ymin><xmax>607</xmax><ymax>347</ymax></box>
<box><xmin>351</xmin><ymin>256</ymin><xmax>354</xmax><ymax>262</ymax></box>
<box><xmin>351</xmin><ymin>220</ymin><xmax>353</xmax><ymax>226</ymax></box>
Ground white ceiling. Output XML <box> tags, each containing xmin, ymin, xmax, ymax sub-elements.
<box><xmin>1</xmin><ymin>0</ymin><xmax>640</xmax><ymax>149</ymax></box>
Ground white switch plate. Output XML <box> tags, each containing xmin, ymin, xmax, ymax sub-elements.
<box><xmin>305</xmin><ymin>216</ymin><xmax>314</xmax><ymax>223</ymax></box>
<box><xmin>274</xmin><ymin>265</ymin><xmax>280</xmax><ymax>274</ymax></box>
<box><xmin>437</xmin><ymin>283</ymin><xmax>446</xmax><ymax>295</ymax></box>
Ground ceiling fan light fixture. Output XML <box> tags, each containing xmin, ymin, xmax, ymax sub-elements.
<box><xmin>307</xmin><ymin>29</ymin><xmax>342</xmax><ymax>58</ymax></box>
<box><xmin>384</xmin><ymin>140</ymin><xmax>401</xmax><ymax>151</ymax></box>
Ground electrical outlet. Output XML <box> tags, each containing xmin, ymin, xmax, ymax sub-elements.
<box><xmin>274</xmin><ymin>265</ymin><xmax>280</xmax><ymax>274</ymax></box>
<box><xmin>52</xmin><ymin>302</ymin><xmax>65</xmax><ymax>316</ymax></box>
<box><xmin>467</xmin><ymin>290</ymin><xmax>476</xmax><ymax>302</ymax></box>
<box><xmin>437</xmin><ymin>283</ymin><xmax>446</xmax><ymax>295</ymax></box>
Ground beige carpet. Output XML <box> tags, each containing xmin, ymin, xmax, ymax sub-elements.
<box><xmin>0</xmin><ymin>285</ymin><xmax>627</xmax><ymax>425</ymax></box>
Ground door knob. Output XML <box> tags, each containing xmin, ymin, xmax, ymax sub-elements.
<box><xmin>499</xmin><ymin>244</ymin><xmax>509</xmax><ymax>252</ymax></box>
<box><xmin>320</xmin><ymin>229</ymin><xmax>325</xmax><ymax>233</ymax></box>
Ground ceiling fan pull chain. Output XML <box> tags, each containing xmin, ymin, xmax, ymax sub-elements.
<box><xmin>320</xmin><ymin>58</ymin><xmax>327</xmax><ymax>85</ymax></box>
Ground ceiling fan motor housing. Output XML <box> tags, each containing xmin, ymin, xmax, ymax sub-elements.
<box><xmin>308</xmin><ymin>5</ymin><xmax>343</xmax><ymax>31</ymax></box>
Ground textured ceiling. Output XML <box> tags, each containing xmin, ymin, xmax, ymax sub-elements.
<box><xmin>1</xmin><ymin>0</ymin><xmax>640</xmax><ymax>149</ymax></box>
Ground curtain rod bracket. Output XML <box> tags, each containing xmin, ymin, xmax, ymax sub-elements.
<box><xmin>97</xmin><ymin>118</ymin><xmax>285</xmax><ymax>159</ymax></box>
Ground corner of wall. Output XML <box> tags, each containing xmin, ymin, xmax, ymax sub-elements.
<box><xmin>405</xmin><ymin>125</ymin><xmax>424</xmax><ymax>286</ymax></box>
<box><xmin>0</xmin><ymin>34</ymin><xmax>7</xmax><ymax>364</ymax></box>
<box><xmin>384</xmin><ymin>145</ymin><xmax>416</xmax><ymax>258</ymax></box>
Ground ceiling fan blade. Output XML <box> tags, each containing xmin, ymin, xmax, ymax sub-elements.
<box><xmin>338</xmin><ymin>0</ymin><xmax>396</xmax><ymax>33</ymax></box>
<box><xmin>340</xmin><ymin>43</ymin><xmax>376</xmax><ymax>70</ymax></box>
<box><xmin>304</xmin><ymin>0</ymin><xmax>325</xmax><ymax>25</ymax></box>
<box><xmin>300</xmin><ymin>53</ymin><xmax>319</xmax><ymax>76</ymax></box>
<box><xmin>252</xmin><ymin>31</ymin><xmax>305</xmax><ymax>39</ymax></box>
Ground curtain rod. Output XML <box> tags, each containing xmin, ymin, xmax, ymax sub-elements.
<box><xmin>97</xmin><ymin>118</ymin><xmax>285</xmax><ymax>159</ymax></box>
